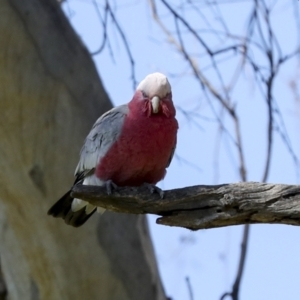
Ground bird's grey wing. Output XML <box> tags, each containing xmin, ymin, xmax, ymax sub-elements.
<box><xmin>166</xmin><ymin>140</ymin><xmax>176</xmax><ymax>168</ymax></box>
<box><xmin>75</xmin><ymin>104</ymin><xmax>129</xmax><ymax>177</ymax></box>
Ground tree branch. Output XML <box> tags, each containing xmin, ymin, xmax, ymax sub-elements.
<box><xmin>71</xmin><ymin>182</ymin><xmax>300</xmax><ymax>230</ymax></box>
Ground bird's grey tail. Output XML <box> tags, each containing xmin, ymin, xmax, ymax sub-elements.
<box><xmin>48</xmin><ymin>190</ymin><xmax>95</xmax><ymax>227</ymax></box>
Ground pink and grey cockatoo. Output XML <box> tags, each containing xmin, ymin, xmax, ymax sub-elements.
<box><xmin>48</xmin><ymin>72</ymin><xmax>178</xmax><ymax>227</ymax></box>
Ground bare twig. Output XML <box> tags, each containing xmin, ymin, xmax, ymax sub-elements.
<box><xmin>185</xmin><ymin>277</ymin><xmax>194</xmax><ymax>300</ymax></box>
<box><xmin>105</xmin><ymin>1</ymin><xmax>137</xmax><ymax>90</ymax></box>
<box><xmin>91</xmin><ymin>0</ymin><xmax>109</xmax><ymax>55</ymax></box>
<box><xmin>220</xmin><ymin>225</ymin><xmax>250</xmax><ymax>300</ymax></box>
<box><xmin>90</xmin><ymin>0</ymin><xmax>137</xmax><ymax>90</ymax></box>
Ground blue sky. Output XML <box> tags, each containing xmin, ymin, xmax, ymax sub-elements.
<box><xmin>64</xmin><ymin>1</ymin><xmax>300</xmax><ymax>299</ymax></box>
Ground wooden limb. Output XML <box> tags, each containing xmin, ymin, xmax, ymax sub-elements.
<box><xmin>71</xmin><ymin>182</ymin><xmax>300</xmax><ymax>230</ymax></box>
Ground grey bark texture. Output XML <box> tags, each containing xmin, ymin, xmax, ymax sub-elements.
<box><xmin>72</xmin><ymin>182</ymin><xmax>300</xmax><ymax>229</ymax></box>
<box><xmin>0</xmin><ymin>0</ymin><xmax>166</xmax><ymax>299</ymax></box>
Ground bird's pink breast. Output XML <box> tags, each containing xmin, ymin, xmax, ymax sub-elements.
<box><xmin>96</xmin><ymin>113</ymin><xmax>178</xmax><ymax>186</ymax></box>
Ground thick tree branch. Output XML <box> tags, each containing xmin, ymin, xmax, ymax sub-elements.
<box><xmin>71</xmin><ymin>182</ymin><xmax>300</xmax><ymax>230</ymax></box>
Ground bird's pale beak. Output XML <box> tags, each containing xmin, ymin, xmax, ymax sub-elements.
<box><xmin>151</xmin><ymin>96</ymin><xmax>160</xmax><ymax>113</ymax></box>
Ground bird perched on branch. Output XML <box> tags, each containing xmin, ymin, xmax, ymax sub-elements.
<box><xmin>48</xmin><ymin>72</ymin><xmax>178</xmax><ymax>227</ymax></box>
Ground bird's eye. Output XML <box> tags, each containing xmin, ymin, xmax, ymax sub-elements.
<box><xmin>142</xmin><ymin>91</ymin><xmax>147</xmax><ymax>98</ymax></box>
<box><xmin>165</xmin><ymin>92</ymin><xmax>172</xmax><ymax>101</ymax></box>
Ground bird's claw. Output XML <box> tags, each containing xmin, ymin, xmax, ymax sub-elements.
<box><xmin>105</xmin><ymin>180</ymin><xmax>118</xmax><ymax>195</ymax></box>
<box><xmin>143</xmin><ymin>183</ymin><xmax>164</xmax><ymax>199</ymax></box>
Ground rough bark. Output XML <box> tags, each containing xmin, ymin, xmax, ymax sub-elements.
<box><xmin>71</xmin><ymin>182</ymin><xmax>300</xmax><ymax>229</ymax></box>
<box><xmin>0</xmin><ymin>0</ymin><xmax>165</xmax><ymax>299</ymax></box>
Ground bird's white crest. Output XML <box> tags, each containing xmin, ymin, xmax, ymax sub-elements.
<box><xmin>137</xmin><ymin>72</ymin><xmax>171</xmax><ymax>99</ymax></box>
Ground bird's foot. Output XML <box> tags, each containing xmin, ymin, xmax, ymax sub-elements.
<box><xmin>143</xmin><ymin>183</ymin><xmax>164</xmax><ymax>199</ymax></box>
<box><xmin>105</xmin><ymin>180</ymin><xmax>118</xmax><ymax>195</ymax></box>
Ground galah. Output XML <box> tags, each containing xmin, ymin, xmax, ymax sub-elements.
<box><xmin>48</xmin><ymin>72</ymin><xmax>178</xmax><ymax>227</ymax></box>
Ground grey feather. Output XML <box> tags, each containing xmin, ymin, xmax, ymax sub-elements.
<box><xmin>75</xmin><ymin>104</ymin><xmax>129</xmax><ymax>176</ymax></box>
<box><xmin>166</xmin><ymin>144</ymin><xmax>176</xmax><ymax>168</ymax></box>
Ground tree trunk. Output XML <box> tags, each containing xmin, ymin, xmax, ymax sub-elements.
<box><xmin>0</xmin><ymin>0</ymin><xmax>166</xmax><ymax>299</ymax></box>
